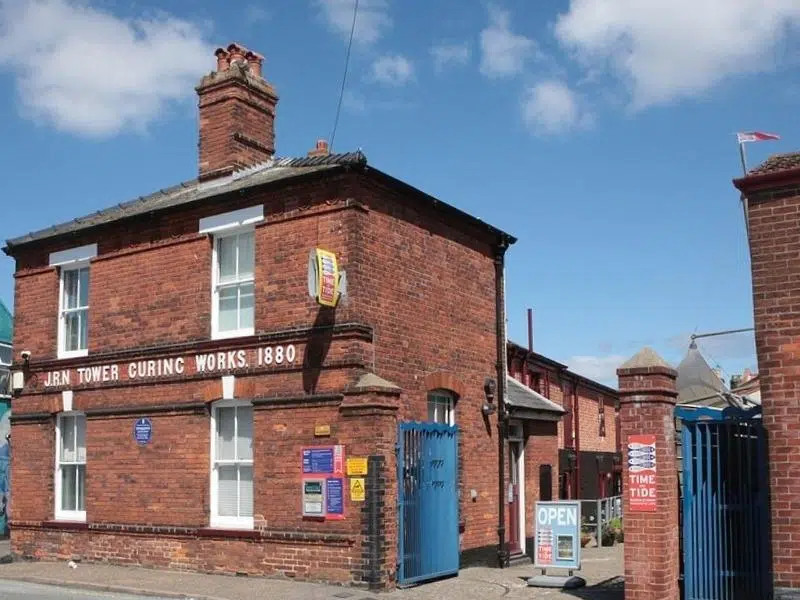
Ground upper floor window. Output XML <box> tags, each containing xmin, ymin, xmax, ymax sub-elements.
<box><xmin>428</xmin><ymin>390</ymin><xmax>455</xmax><ymax>425</ymax></box>
<box><xmin>56</xmin><ymin>412</ymin><xmax>86</xmax><ymax>521</ymax></box>
<box><xmin>211</xmin><ymin>400</ymin><xmax>254</xmax><ymax>529</ymax></box>
<box><xmin>50</xmin><ymin>243</ymin><xmax>96</xmax><ymax>359</ymax></box>
<box><xmin>59</xmin><ymin>265</ymin><xmax>89</xmax><ymax>358</ymax></box>
<box><xmin>212</xmin><ymin>230</ymin><xmax>255</xmax><ymax>339</ymax></box>
<box><xmin>599</xmin><ymin>396</ymin><xmax>606</xmax><ymax>437</ymax></box>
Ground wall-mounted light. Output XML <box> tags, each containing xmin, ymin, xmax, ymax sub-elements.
<box><xmin>482</xmin><ymin>377</ymin><xmax>497</xmax><ymax>417</ymax></box>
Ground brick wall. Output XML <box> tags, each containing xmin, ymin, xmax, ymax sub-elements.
<box><xmin>737</xmin><ymin>178</ymin><xmax>800</xmax><ymax>592</ymax></box>
<box><xmin>576</xmin><ymin>387</ymin><xmax>616</xmax><ymax>453</ymax></box>
<box><xmin>12</xmin><ymin>175</ymin><xmax>358</xmax><ymax>357</ymax></box>
<box><xmin>8</xmin><ymin>167</ymin><xmax>507</xmax><ymax>585</ymax></box>
<box><xmin>347</xmin><ymin>177</ymin><xmax>502</xmax><ymax>556</ymax></box>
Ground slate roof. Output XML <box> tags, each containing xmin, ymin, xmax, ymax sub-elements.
<box><xmin>505</xmin><ymin>375</ymin><xmax>566</xmax><ymax>417</ymax></box>
<box><xmin>676</xmin><ymin>345</ymin><xmax>727</xmax><ymax>406</ymax></box>
<box><xmin>748</xmin><ymin>152</ymin><xmax>800</xmax><ymax>176</ymax></box>
<box><xmin>5</xmin><ymin>152</ymin><xmax>367</xmax><ymax>249</ymax></box>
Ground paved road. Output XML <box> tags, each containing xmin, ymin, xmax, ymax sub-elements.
<box><xmin>0</xmin><ymin>579</ymin><xmax>178</xmax><ymax>600</ymax></box>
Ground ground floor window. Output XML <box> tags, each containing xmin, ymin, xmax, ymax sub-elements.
<box><xmin>427</xmin><ymin>390</ymin><xmax>455</xmax><ymax>425</ymax></box>
<box><xmin>55</xmin><ymin>413</ymin><xmax>86</xmax><ymax>521</ymax></box>
<box><xmin>211</xmin><ymin>400</ymin><xmax>254</xmax><ymax>529</ymax></box>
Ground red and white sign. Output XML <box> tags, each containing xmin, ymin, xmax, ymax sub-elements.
<box><xmin>627</xmin><ymin>434</ymin><xmax>657</xmax><ymax>512</ymax></box>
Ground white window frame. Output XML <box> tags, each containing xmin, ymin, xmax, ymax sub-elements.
<box><xmin>211</xmin><ymin>228</ymin><xmax>255</xmax><ymax>340</ymax></box>
<box><xmin>427</xmin><ymin>390</ymin><xmax>456</xmax><ymax>425</ymax></box>
<box><xmin>210</xmin><ymin>399</ymin><xmax>254</xmax><ymax>529</ymax></box>
<box><xmin>54</xmin><ymin>412</ymin><xmax>86</xmax><ymax>522</ymax></box>
<box><xmin>57</xmin><ymin>263</ymin><xmax>90</xmax><ymax>359</ymax></box>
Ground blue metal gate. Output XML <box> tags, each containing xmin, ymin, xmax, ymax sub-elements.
<box><xmin>677</xmin><ymin>405</ymin><xmax>771</xmax><ymax>600</ymax></box>
<box><xmin>397</xmin><ymin>422</ymin><xmax>459</xmax><ymax>586</ymax></box>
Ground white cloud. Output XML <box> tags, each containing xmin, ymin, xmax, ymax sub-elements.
<box><xmin>479</xmin><ymin>6</ymin><xmax>536</xmax><ymax>78</ymax></box>
<box><xmin>567</xmin><ymin>355</ymin><xmax>627</xmax><ymax>386</ymax></box>
<box><xmin>555</xmin><ymin>0</ymin><xmax>800</xmax><ymax>108</ymax></box>
<box><xmin>0</xmin><ymin>0</ymin><xmax>212</xmax><ymax>138</ymax></box>
<box><xmin>315</xmin><ymin>0</ymin><xmax>390</xmax><ymax>45</ymax></box>
<box><xmin>370</xmin><ymin>54</ymin><xmax>414</xmax><ymax>86</ymax></box>
<box><xmin>521</xmin><ymin>80</ymin><xmax>591</xmax><ymax>134</ymax></box>
<box><xmin>431</xmin><ymin>42</ymin><xmax>470</xmax><ymax>72</ymax></box>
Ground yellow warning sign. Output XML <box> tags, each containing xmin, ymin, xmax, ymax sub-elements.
<box><xmin>346</xmin><ymin>457</ymin><xmax>368</xmax><ymax>476</ymax></box>
<box><xmin>350</xmin><ymin>477</ymin><xmax>365</xmax><ymax>502</ymax></box>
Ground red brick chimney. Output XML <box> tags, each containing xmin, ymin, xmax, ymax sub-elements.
<box><xmin>307</xmin><ymin>139</ymin><xmax>330</xmax><ymax>158</ymax></box>
<box><xmin>196</xmin><ymin>43</ymin><xmax>279</xmax><ymax>180</ymax></box>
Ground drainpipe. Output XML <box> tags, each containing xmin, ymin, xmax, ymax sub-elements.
<box><xmin>494</xmin><ymin>238</ymin><xmax>510</xmax><ymax>569</ymax></box>
<box><xmin>573</xmin><ymin>378</ymin><xmax>581</xmax><ymax>501</ymax></box>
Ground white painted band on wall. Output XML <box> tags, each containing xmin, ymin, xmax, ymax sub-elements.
<box><xmin>49</xmin><ymin>243</ymin><xmax>98</xmax><ymax>267</ymax></box>
<box><xmin>199</xmin><ymin>205</ymin><xmax>264</xmax><ymax>234</ymax></box>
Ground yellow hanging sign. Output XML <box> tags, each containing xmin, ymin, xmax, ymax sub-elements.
<box><xmin>315</xmin><ymin>249</ymin><xmax>339</xmax><ymax>307</ymax></box>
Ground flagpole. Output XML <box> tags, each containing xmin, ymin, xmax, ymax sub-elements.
<box><xmin>738</xmin><ymin>139</ymin><xmax>750</xmax><ymax>243</ymax></box>
<box><xmin>739</xmin><ymin>140</ymin><xmax>748</xmax><ymax>175</ymax></box>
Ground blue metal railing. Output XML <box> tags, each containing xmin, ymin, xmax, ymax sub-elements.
<box><xmin>677</xmin><ymin>405</ymin><xmax>771</xmax><ymax>600</ymax></box>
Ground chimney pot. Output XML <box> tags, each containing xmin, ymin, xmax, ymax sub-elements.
<box><xmin>307</xmin><ymin>139</ymin><xmax>330</xmax><ymax>157</ymax></box>
<box><xmin>215</xmin><ymin>48</ymin><xmax>230</xmax><ymax>71</ymax></box>
<box><xmin>228</xmin><ymin>43</ymin><xmax>246</xmax><ymax>66</ymax></box>
<box><xmin>197</xmin><ymin>42</ymin><xmax>279</xmax><ymax>180</ymax></box>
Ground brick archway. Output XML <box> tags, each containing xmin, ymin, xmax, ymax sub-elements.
<box><xmin>423</xmin><ymin>371</ymin><xmax>466</xmax><ymax>399</ymax></box>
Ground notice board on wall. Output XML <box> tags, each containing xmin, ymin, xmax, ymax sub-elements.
<box><xmin>301</xmin><ymin>445</ymin><xmax>345</xmax><ymax>520</ymax></box>
<box><xmin>627</xmin><ymin>434</ymin><xmax>657</xmax><ymax>512</ymax></box>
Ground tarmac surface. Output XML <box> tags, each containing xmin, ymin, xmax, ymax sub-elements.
<box><xmin>0</xmin><ymin>539</ymin><xmax>624</xmax><ymax>600</ymax></box>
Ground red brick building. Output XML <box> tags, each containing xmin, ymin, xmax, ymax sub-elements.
<box><xmin>734</xmin><ymin>152</ymin><xmax>800</xmax><ymax>598</ymax></box>
<box><xmin>2</xmin><ymin>43</ymin><xmax>583</xmax><ymax>587</ymax></box>
<box><xmin>507</xmin><ymin>342</ymin><xmax>621</xmax><ymax>504</ymax></box>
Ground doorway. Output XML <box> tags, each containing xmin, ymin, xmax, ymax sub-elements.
<box><xmin>507</xmin><ymin>421</ymin><xmax>525</xmax><ymax>555</ymax></box>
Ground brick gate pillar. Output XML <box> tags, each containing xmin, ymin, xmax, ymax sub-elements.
<box><xmin>735</xmin><ymin>162</ymin><xmax>800</xmax><ymax>597</ymax></box>
<box><xmin>616</xmin><ymin>348</ymin><xmax>679</xmax><ymax>600</ymax></box>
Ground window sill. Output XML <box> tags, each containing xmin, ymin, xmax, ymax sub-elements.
<box><xmin>48</xmin><ymin>516</ymin><xmax>87</xmax><ymax>528</ymax></box>
<box><xmin>211</xmin><ymin>329</ymin><xmax>255</xmax><ymax>341</ymax></box>
<box><xmin>209</xmin><ymin>517</ymin><xmax>254</xmax><ymax>531</ymax></box>
<box><xmin>57</xmin><ymin>349</ymin><xmax>88</xmax><ymax>360</ymax></box>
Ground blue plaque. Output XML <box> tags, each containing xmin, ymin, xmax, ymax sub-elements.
<box><xmin>134</xmin><ymin>417</ymin><xmax>152</xmax><ymax>445</ymax></box>
<box><xmin>326</xmin><ymin>478</ymin><xmax>343</xmax><ymax>515</ymax></box>
<box><xmin>302</xmin><ymin>448</ymin><xmax>334</xmax><ymax>474</ymax></box>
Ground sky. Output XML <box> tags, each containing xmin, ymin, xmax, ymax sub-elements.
<box><xmin>1</xmin><ymin>0</ymin><xmax>799</xmax><ymax>387</ymax></box>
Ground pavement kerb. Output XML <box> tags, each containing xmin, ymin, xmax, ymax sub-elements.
<box><xmin>0</xmin><ymin>575</ymin><xmax>227</xmax><ymax>600</ymax></box>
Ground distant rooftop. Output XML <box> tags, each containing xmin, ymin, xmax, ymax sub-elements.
<box><xmin>748</xmin><ymin>152</ymin><xmax>800</xmax><ymax>176</ymax></box>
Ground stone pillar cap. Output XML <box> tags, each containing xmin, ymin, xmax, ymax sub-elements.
<box><xmin>618</xmin><ymin>347</ymin><xmax>673</xmax><ymax>371</ymax></box>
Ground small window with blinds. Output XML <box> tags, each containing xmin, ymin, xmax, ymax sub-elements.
<box><xmin>210</xmin><ymin>400</ymin><xmax>254</xmax><ymax>529</ymax></box>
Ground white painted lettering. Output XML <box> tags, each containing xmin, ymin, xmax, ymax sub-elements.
<box><xmin>128</xmin><ymin>362</ymin><xmax>137</xmax><ymax>379</ymax></box>
<box><xmin>110</xmin><ymin>365</ymin><xmax>119</xmax><ymax>381</ymax></box>
<box><xmin>75</xmin><ymin>368</ymin><xmax>87</xmax><ymax>384</ymax></box>
<box><xmin>227</xmin><ymin>351</ymin><xmax>236</xmax><ymax>369</ymax></box>
<box><xmin>163</xmin><ymin>359</ymin><xmax>173</xmax><ymax>376</ymax></box>
<box><xmin>101</xmin><ymin>365</ymin><xmax>110</xmax><ymax>382</ymax></box>
<box><xmin>217</xmin><ymin>352</ymin><xmax>226</xmax><ymax>370</ymax></box>
<box><xmin>237</xmin><ymin>350</ymin><xmax>247</xmax><ymax>368</ymax></box>
<box><xmin>286</xmin><ymin>345</ymin><xmax>296</xmax><ymax>363</ymax></box>
<box><xmin>147</xmin><ymin>360</ymin><xmax>156</xmax><ymax>377</ymax></box>
<box><xmin>175</xmin><ymin>357</ymin><xmax>185</xmax><ymax>374</ymax></box>
<box><xmin>91</xmin><ymin>365</ymin><xmax>102</xmax><ymax>382</ymax></box>
<box><xmin>195</xmin><ymin>354</ymin><xmax>209</xmax><ymax>372</ymax></box>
